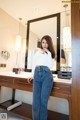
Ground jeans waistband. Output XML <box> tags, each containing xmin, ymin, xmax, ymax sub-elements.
<box><xmin>35</xmin><ymin>66</ymin><xmax>50</xmax><ymax>72</ymax></box>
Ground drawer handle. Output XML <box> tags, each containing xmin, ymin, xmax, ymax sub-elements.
<box><xmin>0</xmin><ymin>79</ymin><xmax>8</xmax><ymax>82</ymax></box>
<box><xmin>54</xmin><ymin>87</ymin><xmax>60</xmax><ymax>90</ymax></box>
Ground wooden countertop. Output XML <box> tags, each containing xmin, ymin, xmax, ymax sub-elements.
<box><xmin>0</xmin><ymin>71</ymin><xmax>72</xmax><ymax>84</ymax></box>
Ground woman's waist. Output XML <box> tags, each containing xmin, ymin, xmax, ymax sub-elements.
<box><xmin>35</xmin><ymin>65</ymin><xmax>50</xmax><ymax>72</ymax></box>
<box><xmin>35</xmin><ymin>62</ymin><xmax>51</xmax><ymax>69</ymax></box>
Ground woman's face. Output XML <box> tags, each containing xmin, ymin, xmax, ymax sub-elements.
<box><xmin>41</xmin><ymin>39</ymin><xmax>48</xmax><ymax>49</ymax></box>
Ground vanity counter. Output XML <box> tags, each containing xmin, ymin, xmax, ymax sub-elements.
<box><xmin>0</xmin><ymin>72</ymin><xmax>72</xmax><ymax>120</ymax></box>
<box><xmin>0</xmin><ymin>72</ymin><xmax>71</xmax><ymax>99</ymax></box>
<box><xmin>0</xmin><ymin>71</ymin><xmax>72</xmax><ymax>84</ymax></box>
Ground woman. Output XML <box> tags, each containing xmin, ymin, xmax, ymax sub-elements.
<box><xmin>28</xmin><ymin>35</ymin><xmax>55</xmax><ymax>120</ymax></box>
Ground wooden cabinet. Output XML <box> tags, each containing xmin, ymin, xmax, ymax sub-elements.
<box><xmin>0</xmin><ymin>76</ymin><xmax>13</xmax><ymax>83</ymax></box>
<box><xmin>14</xmin><ymin>77</ymin><xmax>33</xmax><ymax>91</ymax></box>
<box><xmin>53</xmin><ymin>82</ymin><xmax>71</xmax><ymax>94</ymax></box>
<box><xmin>0</xmin><ymin>76</ymin><xmax>14</xmax><ymax>87</ymax></box>
<box><xmin>51</xmin><ymin>82</ymin><xmax>71</xmax><ymax>100</ymax></box>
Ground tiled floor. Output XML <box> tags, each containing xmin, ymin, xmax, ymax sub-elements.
<box><xmin>0</xmin><ymin>108</ymin><xmax>25</xmax><ymax>120</ymax></box>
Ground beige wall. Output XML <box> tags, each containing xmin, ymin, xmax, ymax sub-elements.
<box><xmin>0</xmin><ymin>8</ymin><xmax>26</xmax><ymax>71</ymax></box>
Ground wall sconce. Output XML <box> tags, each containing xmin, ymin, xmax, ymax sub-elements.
<box><xmin>1</xmin><ymin>50</ymin><xmax>10</xmax><ymax>60</ymax></box>
<box><xmin>15</xmin><ymin>18</ymin><xmax>22</xmax><ymax>68</ymax></box>
<box><xmin>63</xmin><ymin>26</ymin><xmax>71</xmax><ymax>49</ymax></box>
<box><xmin>63</xmin><ymin>4</ymin><xmax>71</xmax><ymax>51</ymax></box>
<box><xmin>15</xmin><ymin>35</ymin><xmax>21</xmax><ymax>52</ymax></box>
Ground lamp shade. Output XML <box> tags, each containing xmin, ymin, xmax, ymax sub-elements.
<box><xmin>15</xmin><ymin>35</ymin><xmax>21</xmax><ymax>52</ymax></box>
<box><xmin>63</xmin><ymin>26</ymin><xmax>71</xmax><ymax>49</ymax></box>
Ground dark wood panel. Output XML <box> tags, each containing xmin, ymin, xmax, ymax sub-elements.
<box><xmin>0</xmin><ymin>76</ymin><xmax>14</xmax><ymax>84</ymax></box>
<box><xmin>53</xmin><ymin>82</ymin><xmax>71</xmax><ymax>94</ymax></box>
<box><xmin>71</xmin><ymin>3</ymin><xmax>80</xmax><ymax>120</ymax></box>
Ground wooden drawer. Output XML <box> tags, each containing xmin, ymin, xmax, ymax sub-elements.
<box><xmin>14</xmin><ymin>78</ymin><xmax>28</xmax><ymax>85</ymax></box>
<box><xmin>52</xmin><ymin>82</ymin><xmax>71</xmax><ymax>94</ymax></box>
<box><xmin>14</xmin><ymin>78</ymin><xmax>33</xmax><ymax>91</ymax></box>
<box><xmin>0</xmin><ymin>76</ymin><xmax>13</xmax><ymax>85</ymax></box>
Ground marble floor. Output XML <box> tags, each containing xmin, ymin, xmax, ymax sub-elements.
<box><xmin>0</xmin><ymin>108</ymin><xmax>28</xmax><ymax>120</ymax></box>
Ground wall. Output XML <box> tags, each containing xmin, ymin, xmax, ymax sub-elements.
<box><xmin>0</xmin><ymin>8</ymin><xmax>69</xmax><ymax>115</ymax></box>
<box><xmin>0</xmin><ymin>8</ymin><xmax>26</xmax><ymax>71</ymax></box>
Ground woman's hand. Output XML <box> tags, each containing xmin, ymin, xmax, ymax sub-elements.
<box><xmin>27</xmin><ymin>77</ymin><xmax>33</xmax><ymax>83</ymax></box>
<box><xmin>43</xmin><ymin>48</ymin><xmax>48</xmax><ymax>54</ymax></box>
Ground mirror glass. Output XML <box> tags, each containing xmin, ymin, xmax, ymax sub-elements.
<box><xmin>25</xmin><ymin>14</ymin><xmax>60</xmax><ymax>73</ymax></box>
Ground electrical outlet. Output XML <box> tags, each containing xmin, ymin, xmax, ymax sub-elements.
<box><xmin>0</xmin><ymin>64</ymin><xmax>6</xmax><ymax>67</ymax></box>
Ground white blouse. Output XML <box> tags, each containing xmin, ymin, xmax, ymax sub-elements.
<box><xmin>32</xmin><ymin>49</ymin><xmax>54</xmax><ymax>77</ymax></box>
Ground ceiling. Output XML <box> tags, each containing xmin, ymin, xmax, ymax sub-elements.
<box><xmin>0</xmin><ymin>0</ymin><xmax>71</xmax><ymax>24</ymax></box>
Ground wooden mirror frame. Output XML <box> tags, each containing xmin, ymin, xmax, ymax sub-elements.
<box><xmin>25</xmin><ymin>13</ymin><xmax>60</xmax><ymax>74</ymax></box>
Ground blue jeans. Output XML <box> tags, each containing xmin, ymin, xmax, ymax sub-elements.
<box><xmin>32</xmin><ymin>66</ymin><xmax>53</xmax><ymax>120</ymax></box>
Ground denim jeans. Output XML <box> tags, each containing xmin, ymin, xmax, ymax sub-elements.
<box><xmin>32</xmin><ymin>66</ymin><xmax>53</xmax><ymax>120</ymax></box>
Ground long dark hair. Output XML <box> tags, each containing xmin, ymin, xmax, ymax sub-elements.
<box><xmin>40</xmin><ymin>35</ymin><xmax>55</xmax><ymax>58</ymax></box>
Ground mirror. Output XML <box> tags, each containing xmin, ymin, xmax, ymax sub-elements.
<box><xmin>25</xmin><ymin>13</ymin><xmax>60</xmax><ymax>73</ymax></box>
<box><xmin>25</xmin><ymin>9</ymin><xmax>72</xmax><ymax>73</ymax></box>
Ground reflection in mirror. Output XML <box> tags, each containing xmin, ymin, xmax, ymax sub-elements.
<box><xmin>25</xmin><ymin>13</ymin><xmax>60</xmax><ymax>73</ymax></box>
<box><xmin>60</xmin><ymin>8</ymin><xmax>72</xmax><ymax>72</ymax></box>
